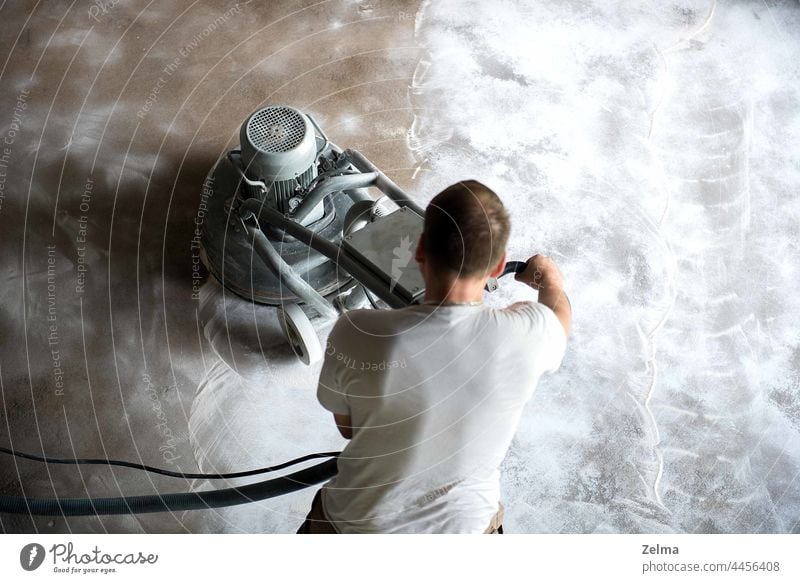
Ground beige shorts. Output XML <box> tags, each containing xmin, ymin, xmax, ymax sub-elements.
<box><xmin>297</xmin><ymin>489</ymin><xmax>505</xmax><ymax>534</ymax></box>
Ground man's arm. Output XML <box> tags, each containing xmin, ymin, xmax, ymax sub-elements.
<box><xmin>537</xmin><ymin>284</ymin><xmax>571</xmax><ymax>336</ymax></box>
<box><xmin>515</xmin><ymin>254</ymin><xmax>571</xmax><ymax>336</ymax></box>
<box><xmin>317</xmin><ymin>319</ymin><xmax>355</xmax><ymax>439</ymax></box>
<box><xmin>333</xmin><ymin>413</ymin><xmax>353</xmax><ymax>440</ymax></box>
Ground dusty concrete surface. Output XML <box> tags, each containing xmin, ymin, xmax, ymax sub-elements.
<box><xmin>1</xmin><ymin>0</ymin><xmax>799</xmax><ymax>535</ymax></box>
<box><xmin>0</xmin><ymin>0</ymin><xmax>423</xmax><ymax>533</ymax></box>
<box><xmin>407</xmin><ymin>0</ymin><xmax>800</xmax><ymax>534</ymax></box>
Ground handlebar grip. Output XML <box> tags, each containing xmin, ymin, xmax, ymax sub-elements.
<box><xmin>500</xmin><ymin>260</ymin><xmax>528</xmax><ymax>278</ymax></box>
<box><xmin>484</xmin><ymin>260</ymin><xmax>529</xmax><ymax>293</ymax></box>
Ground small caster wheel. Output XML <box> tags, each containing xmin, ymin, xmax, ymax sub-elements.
<box><xmin>277</xmin><ymin>304</ymin><xmax>322</xmax><ymax>366</ymax></box>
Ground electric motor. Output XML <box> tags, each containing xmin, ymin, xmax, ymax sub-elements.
<box><xmin>239</xmin><ymin>105</ymin><xmax>318</xmax><ymax>213</ymax></box>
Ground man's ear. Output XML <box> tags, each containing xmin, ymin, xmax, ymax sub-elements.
<box><xmin>488</xmin><ymin>251</ymin><xmax>506</xmax><ymax>278</ymax></box>
<box><xmin>415</xmin><ymin>233</ymin><xmax>425</xmax><ymax>264</ymax></box>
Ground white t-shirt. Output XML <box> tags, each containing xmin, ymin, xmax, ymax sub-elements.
<box><xmin>316</xmin><ymin>300</ymin><xmax>567</xmax><ymax>533</ymax></box>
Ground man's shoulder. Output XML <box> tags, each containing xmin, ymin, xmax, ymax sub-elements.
<box><xmin>498</xmin><ymin>300</ymin><xmax>546</xmax><ymax>319</ymax></box>
<box><xmin>495</xmin><ymin>301</ymin><xmax>566</xmax><ymax>341</ymax></box>
<box><xmin>497</xmin><ymin>300</ymin><xmax>567</xmax><ymax>372</ymax></box>
<box><xmin>332</xmin><ymin>306</ymin><xmax>418</xmax><ymax>336</ymax></box>
<box><xmin>502</xmin><ymin>299</ymin><xmax>555</xmax><ymax>319</ymax></box>
<box><xmin>331</xmin><ymin>308</ymin><xmax>381</xmax><ymax>333</ymax></box>
<box><xmin>502</xmin><ymin>299</ymin><xmax>537</xmax><ymax>312</ymax></box>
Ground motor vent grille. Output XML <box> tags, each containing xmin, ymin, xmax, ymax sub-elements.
<box><xmin>246</xmin><ymin>106</ymin><xmax>307</xmax><ymax>153</ymax></box>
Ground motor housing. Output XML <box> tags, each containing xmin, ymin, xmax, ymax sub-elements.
<box><xmin>239</xmin><ymin>105</ymin><xmax>318</xmax><ymax>213</ymax></box>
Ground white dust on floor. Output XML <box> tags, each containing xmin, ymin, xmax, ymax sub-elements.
<box><xmin>186</xmin><ymin>0</ymin><xmax>800</xmax><ymax>533</ymax></box>
<box><xmin>406</xmin><ymin>0</ymin><xmax>800</xmax><ymax>533</ymax></box>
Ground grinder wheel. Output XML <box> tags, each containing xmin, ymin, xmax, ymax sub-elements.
<box><xmin>277</xmin><ymin>304</ymin><xmax>322</xmax><ymax>366</ymax></box>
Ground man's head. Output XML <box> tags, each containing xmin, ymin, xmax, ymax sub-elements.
<box><xmin>416</xmin><ymin>180</ymin><xmax>510</xmax><ymax>281</ymax></box>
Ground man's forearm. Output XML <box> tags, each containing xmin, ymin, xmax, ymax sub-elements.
<box><xmin>538</xmin><ymin>284</ymin><xmax>571</xmax><ymax>336</ymax></box>
<box><xmin>514</xmin><ymin>254</ymin><xmax>571</xmax><ymax>335</ymax></box>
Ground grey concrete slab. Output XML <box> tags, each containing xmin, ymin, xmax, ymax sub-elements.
<box><xmin>0</xmin><ymin>0</ymin><xmax>422</xmax><ymax>534</ymax></box>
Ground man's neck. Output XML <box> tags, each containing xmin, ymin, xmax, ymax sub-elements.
<box><xmin>422</xmin><ymin>277</ymin><xmax>485</xmax><ymax>305</ymax></box>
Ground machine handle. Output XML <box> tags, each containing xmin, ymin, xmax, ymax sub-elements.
<box><xmin>305</xmin><ymin>112</ymin><xmax>330</xmax><ymax>156</ymax></box>
<box><xmin>226</xmin><ymin>150</ymin><xmax>269</xmax><ymax>194</ymax></box>
<box><xmin>500</xmin><ymin>260</ymin><xmax>528</xmax><ymax>278</ymax></box>
<box><xmin>484</xmin><ymin>260</ymin><xmax>529</xmax><ymax>292</ymax></box>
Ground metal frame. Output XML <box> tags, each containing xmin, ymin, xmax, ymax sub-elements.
<box><xmin>238</xmin><ymin>149</ymin><xmax>426</xmax><ymax>311</ymax></box>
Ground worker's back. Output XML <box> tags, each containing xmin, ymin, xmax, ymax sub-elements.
<box><xmin>317</xmin><ymin>300</ymin><xmax>567</xmax><ymax>533</ymax></box>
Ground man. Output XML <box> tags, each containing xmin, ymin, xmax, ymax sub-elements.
<box><xmin>297</xmin><ymin>180</ymin><xmax>571</xmax><ymax>533</ymax></box>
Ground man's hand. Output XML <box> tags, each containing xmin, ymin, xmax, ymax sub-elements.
<box><xmin>515</xmin><ymin>254</ymin><xmax>563</xmax><ymax>290</ymax></box>
<box><xmin>516</xmin><ymin>254</ymin><xmax>571</xmax><ymax>336</ymax></box>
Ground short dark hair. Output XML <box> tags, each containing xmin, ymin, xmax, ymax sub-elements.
<box><xmin>423</xmin><ymin>180</ymin><xmax>510</xmax><ymax>278</ymax></box>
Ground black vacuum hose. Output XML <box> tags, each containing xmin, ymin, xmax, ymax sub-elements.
<box><xmin>0</xmin><ymin>458</ymin><xmax>338</xmax><ymax>516</ymax></box>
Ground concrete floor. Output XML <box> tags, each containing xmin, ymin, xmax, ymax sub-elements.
<box><xmin>1</xmin><ymin>0</ymin><xmax>799</xmax><ymax>533</ymax></box>
<box><xmin>0</xmin><ymin>0</ymin><xmax>423</xmax><ymax>533</ymax></box>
